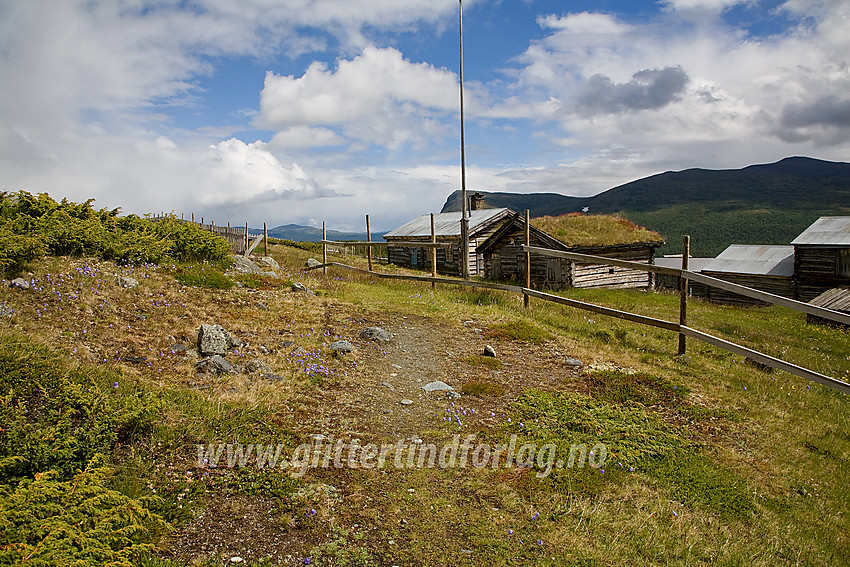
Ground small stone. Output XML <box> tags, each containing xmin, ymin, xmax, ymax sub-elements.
<box><xmin>360</xmin><ymin>326</ymin><xmax>392</xmax><ymax>342</ymax></box>
<box><xmin>117</xmin><ymin>275</ymin><xmax>139</xmax><ymax>289</ymax></box>
<box><xmin>446</xmin><ymin>390</ymin><xmax>462</xmax><ymax>399</ymax></box>
<box><xmin>399</xmin><ymin>399</ymin><xmax>414</xmax><ymax>406</ymax></box>
<box><xmin>279</xmin><ymin>340</ymin><xmax>297</xmax><ymax>349</ymax></box>
<box><xmin>483</xmin><ymin>345</ymin><xmax>497</xmax><ymax>358</ymax></box>
<box><xmin>256</xmin><ymin>302</ymin><xmax>269</xmax><ymax>311</ymax></box>
<box><xmin>230</xmin><ymin>557</ymin><xmax>244</xmax><ymax>564</ymax></box>
<box><xmin>195</xmin><ymin>355</ymin><xmax>236</xmax><ymax>375</ymax></box>
<box><xmin>292</xmin><ymin>282</ymin><xmax>315</xmax><ymax>295</ymax></box>
<box><xmin>381</xmin><ymin>381</ymin><xmax>393</xmax><ymax>388</ymax></box>
<box><xmin>10</xmin><ymin>277</ymin><xmax>30</xmax><ymax>290</ymax></box>
<box><xmin>306</xmin><ymin>258</ymin><xmax>322</xmax><ymax>268</ymax></box>
<box><xmin>797</xmin><ymin>488</ymin><xmax>809</xmax><ymax>497</ymax></box>
<box><xmin>564</xmin><ymin>357</ymin><xmax>583</xmax><ymax>367</ymax></box>
<box><xmin>423</xmin><ymin>381</ymin><xmax>454</xmax><ymax>392</ymax></box>
<box><xmin>0</xmin><ymin>303</ymin><xmax>14</xmax><ymax>320</ymax></box>
<box><xmin>329</xmin><ymin>340</ymin><xmax>354</xmax><ymax>355</ymax></box>
<box><xmin>254</xmin><ymin>256</ymin><xmax>280</xmax><ymax>271</ymax></box>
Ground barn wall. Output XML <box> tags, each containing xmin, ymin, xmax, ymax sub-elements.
<box><xmin>795</xmin><ymin>246</ymin><xmax>850</xmax><ymax>301</ymax></box>
<box><xmin>703</xmin><ymin>273</ymin><xmax>796</xmax><ymax>305</ymax></box>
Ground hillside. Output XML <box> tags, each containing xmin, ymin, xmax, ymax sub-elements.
<box><xmin>441</xmin><ymin>157</ymin><xmax>850</xmax><ymax>256</ymax></box>
<box><xmin>253</xmin><ymin>224</ymin><xmax>386</xmax><ymax>242</ymax></box>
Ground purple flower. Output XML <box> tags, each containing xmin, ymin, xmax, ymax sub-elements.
<box><xmin>508</xmin><ymin>529</ymin><xmax>513</xmax><ymax>535</ymax></box>
<box><xmin>113</xmin><ymin>382</ymin><xmax>119</xmax><ymax>388</ymax></box>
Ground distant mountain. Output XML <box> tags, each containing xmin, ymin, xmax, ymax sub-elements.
<box><xmin>251</xmin><ymin>223</ymin><xmax>386</xmax><ymax>242</ymax></box>
<box><xmin>441</xmin><ymin>157</ymin><xmax>850</xmax><ymax>256</ymax></box>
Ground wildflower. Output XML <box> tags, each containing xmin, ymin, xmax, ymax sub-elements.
<box><xmin>113</xmin><ymin>382</ymin><xmax>119</xmax><ymax>388</ymax></box>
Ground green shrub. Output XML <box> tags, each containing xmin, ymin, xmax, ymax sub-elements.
<box><xmin>150</xmin><ymin>217</ymin><xmax>230</xmax><ymax>262</ymax></box>
<box><xmin>484</xmin><ymin>320</ymin><xmax>553</xmax><ymax>344</ymax></box>
<box><xmin>173</xmin><ymin>264</ymin><xmax>233</xmax><ymax>289</ymax></box>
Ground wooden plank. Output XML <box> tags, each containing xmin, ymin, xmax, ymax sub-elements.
<box><xmin>246</xmin><ymin>233</ymin><xmax>264</xmax><ymax>256</ymax></box>
<box><xmin>327</xmin><ymin>240</ymin><xmax>452</xmax><ymax>248</ymax></box>
<box><xmin>523</xmin><ymin>245</ymin><xmax>680</xmax><ymax>276</ymax></box>
<box><xmin>522</xmin><ymin>288</ymin><xmax>681</xmax><ymax>332</ymax></box>
<box><xmin>681</xmin><ymin>326</ymin><xmax>850</xmax><ymax>395</ymax></box>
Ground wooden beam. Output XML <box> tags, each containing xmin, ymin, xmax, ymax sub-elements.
<box><xmin>524</xmin><ymin>209</ymin><xmax>531</xmax><ymax>309</ymax></box>
<box><xmin>322</xmin><ymin>222</ymin><xmax>327</xmax><ymax>275</ymax></box>
<box><xmin>522</xmin><ymin>245</ymin><xmax>680</xmax><ymax>276</ymax></box>
<box><xmin>678</xmin><ymin>235</ymin><xmax>689</xmax><ymax>355</ymax></box>
<box><xmin>366</xmin><ymin>214</ymin><xmax>373</xmax><ymax>272</ymax></box>
<box><xmin>430</xmin><ymin>213</ymin><xmax>437</xmax><ymax>290</ymax></box>
<box><xmin>325</xmin><ymin>240</ymin><xmax>452</xmax><ymax>248</ymax></box>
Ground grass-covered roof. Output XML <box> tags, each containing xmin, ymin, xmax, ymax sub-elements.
<box><xmin>531</xmin><ymin>213</ymin><xmax>663</xmax><ymax>247</ymax></box>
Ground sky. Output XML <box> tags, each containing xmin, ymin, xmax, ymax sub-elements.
<box><xmin>1</xmin><ymin>0</ymin><xmax>849</xmax><ymax>232</ymax></box>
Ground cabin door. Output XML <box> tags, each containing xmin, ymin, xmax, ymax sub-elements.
<box><xmin>410</xmin><ymin>248</ymin><xmax>418</xmax><ymax>268</ymax></box>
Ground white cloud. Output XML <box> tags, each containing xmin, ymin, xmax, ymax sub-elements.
<box><xmin>258</xmin><ymin>47</ymin><xmax>459</xmax><ymax>149</ymax></box>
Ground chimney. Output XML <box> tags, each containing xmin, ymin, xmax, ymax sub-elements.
<box><xmin>470</xmin><ymin>192</ymin><xmax>484</xmax><ymax>211</ymax></box>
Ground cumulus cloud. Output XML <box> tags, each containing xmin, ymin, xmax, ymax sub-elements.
<box><xmin>257</xmin><ymin>47</ymin><xmax>458</xmax><ymax>149</ymax></box>
<box><xmin>575</xmin><ymin>66</ymin><xmax>690</xmax><ymax>115</ymax></box>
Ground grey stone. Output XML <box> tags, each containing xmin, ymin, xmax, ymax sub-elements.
<box><xmin>227</xmin><ymin>334</ymin><xmax>243</xmax><ymax>349</ymax></box>
<box><xmin>290</xmin><ymin>346</ymin><xmax>309</xmax><ymax>357</ymax></box>
<box><xmin>254</xmin><ymin>256</ymin><xmax>280</xmax><ymax>270</ymax></box>
<box><xmin>10</xmin><ymin>277</ymin><xmax>30</xmax><ymax>290</ymax></box>
<box><xmin>306</xmin><ymin>258</ymin><xmax>322</xmax><ymax>268</ymax></box>
<box><xmin>483</xmin><ymin>345</ymin><xmax>497</xmax><ymax>358</ymax></box>
<box><xmin>422</xmin><ymin>381</ymin><xmax>455</xmax><ymax>392</ymax></box>
<box><xmin>246</xmin><ymin>358</ymin><xmax>274</xmax><ymax>377</ymax></box>
<box><xmin>279</xmin><ymin>340</ymin><xmax>296</xmax><ymax>349</ymax></box>
<box><xmin>381</xmin><ymin>381</ymin><xmax>394</xmax><ymax>389</ymax></box>
<box><xmin>0</xmin><ymin>303</ymin><xmax>14</xmax><ymax>320</ymax></box>
<box><xmin>195</xmin><ymin>355</ymin><xmax>235</xmax><ymax>374</ymax></box>
<box><xmin>230</xmin><ymin>255</ymin><xmax>264</xmax><ymax>275</ymax></box>
<box><xmin>256</xmin><ymin>302</ymin><xmax>269</xmax><ymax>311</ymax></box>
<box><xmin>262</xmin><ymin>271</ymin><xmax>279</xmax><ymax>279</ymax></box>
<box><xmin>197</xmin><ymin>324</ymin><xmax>231</xmax><ymax>356</ymax></box>
<box><xmin>117</xmin><ymin>275</ymin><xmax>139</xmax><ymax>289</ymax></box>
<box><xmin>446</xmin><ymin>390</ymin><xmax>462</xmax><ymax>399</ymax></box>
<box><xmin>564</xmin><ymin>357</ymin><xmax>583</xmax><ymax>367</ymax></box>
<box><xmin>292</xmin><ymin>282</ymin><xmax>315</xmax><ymax>294</ymax></box>
<box><xmin>169</xmin><ymin>343</ymin><xmax>189</xmax><ymax>354</ymax></box>
<box><xmin>360</xmin><ymin>326</ymin><xmax>392</xmax><ymax>342</ymax></box>
<box><xmin>399</xmin><ymin>399</ymin><xmax>414</xmax><ymax>406</ymax></box>
<box><xmin>329</xmin><ymin>340</ymin><xmax>354</xmax><ymax>354</ymax></box>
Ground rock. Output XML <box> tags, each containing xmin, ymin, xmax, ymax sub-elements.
<box><xmin>230</xmin><ymin>255</ymin><xmax>264</xmax><ymax>275</ymax></box>
<box><xmin>195</xmin><ymin>355</ymin><xmax>235</xmax><ymax>374</ymax></box>
<box><xmin>10</xmin><ymin>277</ymin><xmax>30</xmax><ymax>290</ymax></box>
<box><xmin>381</xmin><ymin>381</ymin><xmax>393</xmax><ymax>389</ymax></box>
<box><xmin>290</xmin><ymin>346</ymin><xmax>309</xmax><ymax>357</ymax></box>
<box><xmin>329</xmin><ymin>340</ymin><xmax>354</xmax><ymax>355</ymax></box>
<box><xmin>564</xmin><ymin>357</ymin><xmax>583</xmax><ymax>367</ymax></box>
<box><xmin>446</xmin><ymin>390</ymin><xmax>462</xmax><ymax>399</ymax></box>
<box><xmin>256</xmin><ymin>302</ymin><xmax>269</xmax><ymax>311</ymax></box>
<box><xmin>292</xmin><ymin>282</ymin><xmax>315</xmax><ymax>294</ymax></box>
<box><xmin>306</xmin><ymin>258</ymin><xmax>322</xmax><ymax>268</ymax></box>
<box><xmin>254</xmin><ymin>256</ymin><xmax>280</xmax><ymax>270</ymax></box>
<box><xmin>230</xmin><ymin>557</ymin><xmax>244</xmax><ymax>564</ymax></box>
<box><xmin>0</xmin><ymin>303</ymin><xmax>14</xmax><ymax>320</ymax></box>
<box><xmin>279</xmin><ymin>340</ymin><xmax>296</xmax><ymax>349</ymax></box>
<box><xmin>227</xmin><ymin>334</ymin><xmax>243</xmax><ymax>349</ymax></box>
<box><xmin>422</xmin><ymin>381</ymin><xmax>454</xmax><ymax>392</ymax></box>
<box><xmin>246</xmin><ymin>358</ymin><xmax>274</xmax><ymax>377</ymax></box>
<box><xmin>399</xmin><ymin>399</ymin><xmax>414</xmax><ymax>406</ymax></box>
<box><xmin>117</xmin><ymin>275</ymin><xmax>139</xmax><ymax>289</ymax></box>
<box><xmin>169</xmin><ymin>343</ymin><xmax>189</xmax><ymax>354</ymax></box>
<box><xmin>197</xmin><ymin>324</ymin><xmax>232</xmax><ymax>356</ymax></box>
<box><xmin>262</xmin><ymin>271</ymin><xmax>279</xmax><ymax>279</ymax></box>
<box><xmin>483</xmin><ymin>345</ymin><xmax>497</xmax><ymax>358</ymax></box>
<box><xmin>360</xmin><ymin>327</ymin><xmax>392</xmax><ymax>342</ymax></box>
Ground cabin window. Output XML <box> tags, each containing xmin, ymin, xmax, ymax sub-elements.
<box><xmin>840</xmin><ymin>249</ymin><xmax>850</xmax><ymax>277</ymax></box>
<box><xmin>446</xmin><ymin>245</ymin><xmax>453</xmax><ymax>263</ymax></box>
<box><xmin>410</xmin><ymin>248</ymin><xmax>418</xmax><ymax>268</ymax></box>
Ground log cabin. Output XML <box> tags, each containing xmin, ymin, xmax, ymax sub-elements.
<box><xmin>477</xmin><ymin>212</ymin><xmax>664</xmax><ymax>290</ymax></box>
<box><xmin>792</xmin><ymin>217</ymin><xmax>850</xmax><ymax>302</ymax></box>
<box><xmin>699</xmin><ymin>244</ymin><xmax>796</xmax><ymax>305</ymax></box>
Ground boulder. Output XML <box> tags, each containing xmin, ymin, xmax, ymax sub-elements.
<box><xmin>195</xmin><ymin>355</ymin><xmax>235</xmax><ymax>374</ymax></box>
<box><xmin>329</xmin><ymin>340</ymin><xmax>354</xmax><ymax>355</ymax></box>
<box><xmin>360</xmin><ymin>326</ymin><xmax>392</xmax><ymax>342</ymax></box>
<box><xmin>0</xmin><ymin>303</ymin><xmax>14</xmax><ymax>320</ymax></box>
<box><xmin>198</xmin><ymin>324</ymin><xmax>231</xmax><ymax>356</ymax></box>
<box><xmin>254</xmin><ymin>256</ymin><xmax>280</xmax><ymax>271</ymax></box>
<box><xmin>483</xmin><ymin>345</ymin><xmax>497</xmax><ymax>358</ymax></box>
<box><xmin>292</xmin><ymin>282</ymin><xmax>315</xmax><ymax>295</ymax></box>
<box><xmin>306</xmin><ymin>258</ymin><xmax>322</xmax><ymax>268</ymax></box>
<box><xmin>10</xmin><ymin>278</ymin><xmax>30</xmax><ymax>290</ymax></box>
<box><xmin>229</xmin><ymin>255</ymin><xmax>264</xmax><ymax>275</ymax></box>
<box><xmin>422</xmin><ymin>381</ymin><xmax>455</xmax><ymax>393</ymax></box>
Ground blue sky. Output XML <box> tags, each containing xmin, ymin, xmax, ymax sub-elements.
<box><xmin>1</xmin><ymin>0</ymin><xmax>849</xmax><ymax>231</ymax></box>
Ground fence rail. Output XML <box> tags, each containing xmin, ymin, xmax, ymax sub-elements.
<box><xmin>307</xmin><ymin>249</ymin><xmax>850</xmax><ymax>395</ymax></box>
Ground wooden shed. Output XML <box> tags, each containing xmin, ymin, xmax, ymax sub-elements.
<box><xmin>383</xmin><ymin>208</ymin><xmax>514</xmax><ymax>276</ymax></box>
<box><xmin>699</xmin><ymin>244</ymin><xmax>796</xmax><ymax>305</ymax></box>
<box><xmin>653</xmin><ymin>256</ymin><xmax>713</xmax><ymax>297</ymax></box>
<box><xmin>792</xmin><ymin>217</ymin><xmax>850</xmax><ymax>302</ymax></box>
<box><xmin>477</xmin><ymin>213</ymin><xmax>664</xmax><ymax>290</ymax></box>
<box><xmin>806</xmin><ymin>287</ymin><xmax>850</xmax><ymax>328</ymax></box>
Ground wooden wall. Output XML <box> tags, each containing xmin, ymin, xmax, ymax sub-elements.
<box><xmin>795</xmin><ymin>246</ymin><xmax>850</xmax><ymax>302</ymax></box>
<box><xmin>702</xmin><ymin>273</ymin><xmax>796</xmax><ymax>305</ymax></box>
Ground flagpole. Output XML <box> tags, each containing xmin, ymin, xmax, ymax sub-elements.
<box><xmin>459</xmin><ymin>0</ymin><xmax>470</xmax><ymax>280</ymax></box>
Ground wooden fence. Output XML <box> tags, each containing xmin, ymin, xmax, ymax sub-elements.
<box><xmin>309</xmin><ymin>224</ymin><xmax>850</xmax><ymax>395</ymax></box>
<box><xmin>148</xmin><ymin>213</ymin><xmax>268</xmax><ymax>255</ymax></box>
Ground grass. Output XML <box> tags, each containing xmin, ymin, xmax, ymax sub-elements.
<box><xmin>2</xmin><ymin>242</ymin><xmax>849</xmax><ymax>565</ymax></box>
<box><xmin>531</xmin><ymin>213</ymin><xmax>663</xmax><ymax>247</ymax></box>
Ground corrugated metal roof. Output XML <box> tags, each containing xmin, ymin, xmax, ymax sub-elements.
<box><xmin>653</xmin><ymin>257</ymin><xmax>714</xmax><ymax>272</ymax></box>
<box><xmin>792</xmin><ymin>216</ymin><xmax>850</xmax><ymax>246</ymax></box>
<box><xmin>384</xmin><ymin>208</ymin><xmax>511</xmax><ymax>238</ymax></box>
<box><xmin>809</xmin><ymin>286</ymin><xmax>850</xmax><ymax>313</ymax></box>
<box><xmin>702</xmin><ymin>244</ymin><xmax>795</xmax><ymax>276</ymax></box>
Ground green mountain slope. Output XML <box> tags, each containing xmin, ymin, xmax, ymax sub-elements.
<box><xmin>441</xmin><ymin>157</ymin><xmax>850</xmax><ymax>256</ymax></box>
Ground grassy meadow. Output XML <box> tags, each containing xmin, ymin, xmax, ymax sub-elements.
<box><xmin>1</xmin><ymin>200</ymin><xmax>848</xmax><ymax>566</ymax></box>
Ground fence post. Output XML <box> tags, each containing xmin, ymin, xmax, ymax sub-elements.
<box><xmin>431</xmin><ymin>213</ymin><xmax>437</xmax><ymax>290</ymax></box>
<box><xmin>322</xmin><ymin>221</ymin><xmax>327</xmax><ymax>275</ymax></box>
<box><xmin>191</xmin><ymin>213</ymin><xmax>194</xmax><ymax>223</ymax></box>
<box><xmin>524</xmin><ymin>209</ymin><xmax>531</xmax><ymax>309</ymax></box>
<box><xmin>366</xmin><ymin>214</ymin><xmax>373</xmax><ymax>272</ymax></box>
<box><xmin>678</xmin><ymin>235</ymin><xmax>690</xmax><ymax>355</ymax></box>
<box><xmin>263</xmin><ymin>222</ymin><xmax>268</xmax><ymax>256</ymax></box>
<box><xmin>244</xmin><ymin>222</ymin><xmax>249</xmax><ymax>256</ymax></box>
